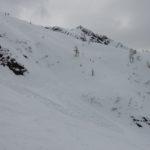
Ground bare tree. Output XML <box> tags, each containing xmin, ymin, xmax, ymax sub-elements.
<box><xmin>91</xmin><ymin>68</ymin><xmax>95</xmax><ymax>76</ymax></box>
<box><xmin>129</xmin><ymin>49</ymin><xmax>137</xmax><ymax>63</ymax></box>
<box><xmin>74</xmin><ymin>46</ymin><xmax>79</xmax><ymax>57</ymax></box>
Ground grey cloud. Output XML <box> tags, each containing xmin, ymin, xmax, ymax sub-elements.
<box><xmin>0</xmin><ymin>0</ymin><xmax>149</xmax><ymax>50</ymax></box>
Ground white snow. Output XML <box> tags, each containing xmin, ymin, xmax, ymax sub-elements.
<box><xmin>0</xmin><ymin>13</ymin><xmax>150</xmax><ymax>150</ymax></box>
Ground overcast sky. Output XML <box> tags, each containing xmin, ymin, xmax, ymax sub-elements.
<box><xmin>0</xmin><ymin>0</ymin><xmax>149</xmax><ymax>50</ymax></box>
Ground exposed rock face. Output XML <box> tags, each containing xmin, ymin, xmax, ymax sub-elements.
<box><xmin>76</xmin><ymin>25</ymin><xmax>111</xmax><ymax>45</ymax></box>
<box><xmin>131</xmin><ymin>116</ymin><xmax>150</xmax><ymax>128</ymax></box>
<box><xmin>45</xmin><ymin>25</ymin><xmax>111</xmax><ymax>45</ymax></box>
<box><xmin>0</xmin><ymin>45</ymin><xmax>27</xmax><ymax>75</ymax></box>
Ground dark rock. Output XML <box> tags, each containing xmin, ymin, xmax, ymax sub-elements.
<box><xmin>76</xmin><ymin>25</ymin><xmax>111</xmax><ymax>45</ymax></box>
<box><xmin>131</xmin><ymin>116</ymin><xmax>150</xmax><ymax>128</ymax></box>
<box><xmin>0</xmin><ymin>46</ymin><xmax>27</xmax><ymax>75</ymax></box>
<box><xmin>136</xmin><ymin>123</ymin><xmax>143</xmax><ymax>128</ymax></box>
<box><xmin>46</xmin><ymin>25</ymin><xmax>111</xmax><ymax>46</ymax></box>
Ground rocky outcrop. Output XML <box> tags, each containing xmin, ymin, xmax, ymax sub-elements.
<box><xmin>131</xmin><ymin>116</ymin><xmax>150</xmax><ymax>128</ymax></box>
<box><xmin>45</xmin><ymin>25</ymin><xmax>111</xmax><ymax>45</ymax></box>
<box><xmin>76</xmin><ymin>25</ymin><xmax>111</xmax><ymax>45</ymax></box>
<box><xmin>0</xmin><ymin>45</ymin><xmax>27</xmax><ymax>75</ymax></box>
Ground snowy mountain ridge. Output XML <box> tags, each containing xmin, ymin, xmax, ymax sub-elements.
<box><xmin>45</xmin><ymin>25</ymin><xmax>130</xmax><ymax>50</ymax></box>
<box><xmin>0</xmin><ymin>13</ymin><xmax>150</xmax><ymax>150</ymax></box>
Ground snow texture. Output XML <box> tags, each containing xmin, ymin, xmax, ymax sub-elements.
<box><xmin>0</xmin><ymin>13</ymin><xmax>150</xmax><ymax>150</ymax></box>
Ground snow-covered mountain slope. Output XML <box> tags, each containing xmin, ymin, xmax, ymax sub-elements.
<box><xmin>0</xmin><ymin>13</ymin><xmax>150</xmax><ymax>150</ymax></box>
<box><xmin>45</xmin><ymin>25</ymin><xmax>129</xmax><ymax>50</ymax></box>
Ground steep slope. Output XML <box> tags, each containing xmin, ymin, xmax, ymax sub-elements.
<box><xmin>0</xmin><ymin>13</ymin><xmax>150</xmax><ymax>150</ymax></box>
<box><xmin>45</xmin><ymin>25</ymin><xmax>111</xmax><ymax>45</ymax></box>
<box><xmin>45</xmin><ymin>25</ymin><xmax>129</xmax><ymax>49</ymax></box>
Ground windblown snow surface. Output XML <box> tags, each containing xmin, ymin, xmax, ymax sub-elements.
<box><xmin>0</xmin><ymin>13</ymin><xmax>150</xmax><ymax>150</ymax></box>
